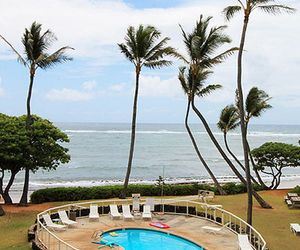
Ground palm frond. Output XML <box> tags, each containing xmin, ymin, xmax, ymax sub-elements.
<box><xmin>222</xmin><ymin>6</ymin><xmax>242</xmax><ymax>21</ymax></box>
<box><xmin>0</xmin><ymin>34</ymin><xmax>27</xmax><ymax>66</ymax></box>
<box><xmin>118</xmin><ymin>43</ymin><xmax>135</xmax><ymax>64</ymax></box>
<box><xmin>217</xmin><ymin>104</ymin><xmax>240</xmax><ymax>133</ymax></box>
<box><xmin>143</xmin><ymin>60</ymin><xmax>172</xmax><ymax>69</ymax></box>
<box><xmin>257</xmin><ymin>4</ymin><xmax>296</xmax><ymax>14</ymax></box>
<box><xmin>197</xmin><ymin>84</ymin><xmax>222</xmax><ymax>97</ymax></box>
<box><xmin>37</xmin><ymin>46</ymin><xmax>74</xmax><ymax>69</ymax></box>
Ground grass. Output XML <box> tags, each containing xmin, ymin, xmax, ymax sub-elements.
<box><xmin>0</xmin><ymin>190</ymin><xmax>299</xmax><ymax>250</ymax></box>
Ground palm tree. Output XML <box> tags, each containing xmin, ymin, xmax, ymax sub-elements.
<box><xmin>179</xmin><ymin>66</ymin><xmax>226</xmax><ymax>195</ymax></box>
<box><xmin>245</xmin><ymin>87</ymin><xmax>272</xmax><ymax>188</ymax></box>
<box><xmin>1</xmin><ymin>22</ymin><xmax>74</xmax><ymax>205</ymax></box>
<box><xmin>223</xmin><ymin>0</ymin><xmax>295</xmax><ymax>225</ymax></box>
<box><xmin>118</xmin><ymin>25</ymin><xmax>179</xmax><ymax>198</ymax></box>
<box><xmin>217</xmin><ymin>104</ymin><xmax>259</xmax><ymax>185</ymax></box>
<box><xmin>180</xmin><ymin>15</ymin><xmax>272</xmax><ymax>210</ymax></box>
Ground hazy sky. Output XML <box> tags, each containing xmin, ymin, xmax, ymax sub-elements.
<box><xmin>0</xmin><ymin>0</ymin><xmax>299</xmax><ymax>124</ymax></box>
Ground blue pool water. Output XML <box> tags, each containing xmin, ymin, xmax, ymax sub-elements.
<box><xmin>102</xmin><ymin>228</ymin><xmax>204</xmax><ymax>250</ymax></box>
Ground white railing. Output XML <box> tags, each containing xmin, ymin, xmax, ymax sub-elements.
<box><xmin>36</xmin><ymin>198</ymin><xmax>267</xmax><ymax>250</ymax></box>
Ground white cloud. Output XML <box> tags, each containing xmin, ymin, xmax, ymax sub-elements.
<box><xmin>139</xmin><ymin>75</ymin><xmax>183</xmax><ymax>98</ymax></box>
<box><xmin>110</xmin><ymin>83</ymin><xmax>126</xmax><ymax>92</ymax></box>
<box><xmin>46</xmin><ymin>88</ymin><xmax>94</xmax><ymax>101</ymax></box>
<box><xmin>0</xmin><ymin>77</ymin><xmax>4</xmax><ymax>97</ymax></box>
<box><xmin>82</xmin><ymin>80</ymin><xmax>97</xmax><ymax>91</ymax></box>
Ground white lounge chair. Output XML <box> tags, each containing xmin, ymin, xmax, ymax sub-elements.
<box><xmin>122</xmin><ymin>204</ymin><xmax>134</xmax><ymax>220</ymax></box>
<box><xmin>89</xmin><ymin>205</ymin><xmax>99</xmax><ymax>221</ymax></box>
<box><xmin>58</xmin><ymin>210</ymin><xmax>77</xmax><ymax>226</ymax></box>
<box><xmin>145</xmin><ymin>198</ymin><xmax>155</xmax><ymax>211</ymax></box>
<box><xmin>238</xmin><ymin>234</ymin><xmax>253</xmax><ymax>250</ymax></box>
<box><xmin>202</xmin><ymin>222</ymin><xmax>230</xmax><ymax>235</ymax></box>
<box><xmin>142</xmin><ymin>205</ymin><xmax>152</xmax><ymax>220</ymax></box>
<box><xmin>109</xmin><ymin>204</ymin><xmax>121</xmax><ymax>219</ymax></box>
<box><xmin>42</xmin><ymin>214</ymin><xmax>66</xmax><ymax>231</ymax></box>
<box><xmin>290</xmin><ymin>223</ymin><xmax>300</xmax><ymax>235</ymax></box>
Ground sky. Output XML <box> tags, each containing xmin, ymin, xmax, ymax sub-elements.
<box><xmin>0</xmin><ymin>0</ymin><xmax>299</xmax><ymax>124</ymax></box>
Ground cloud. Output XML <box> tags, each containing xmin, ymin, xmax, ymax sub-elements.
<box><xmin>82</xmin><ymin>80</ymin><xmax>97</xmax><ymax>91</ymax></box>
<box><xmin>46</xmin><ymin>88</ymin><xmax>94</xmax><ymax>101</ymax></box>
<box><xmin>110</xmin><ymin>83</ymin><xmax>126</xmax><ymax>92</ymax></box>
<box><xmin>139</xmin><ymin>75</ymin><xmax>183</xmax><ymax>98</ymax></box>
<box><xmin>0</xmin><ymin>78</ymin><xmax>4</xmax><ymax>97</ymax></box>
<box><xmin>46</xmin><ymin>81</ymin><xmax>97</xmax><ymax>101</ymax></box>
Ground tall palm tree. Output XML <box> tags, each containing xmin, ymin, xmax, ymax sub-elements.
<box><xmin>180</xmin><ymin>15</ymin><xmax>272</xmax><ymax>210</ymax></box>
<box><xmin>118</xmin><ymin>25</ymin><xmax>179</xmax><ymax>198</ymax></box>
<box><xmin>179</xmin><ymin>66</ymin><xmax>226</xmax><ymax>195</ymax></box>
<box><xmin>217</xmin><ymin>104</ymin><xmax>259</xmax><ymax>185</ymax></box>
<box><xmin>223</xmin><ymin>0</ymin><xmax>295</xmax><ymax>225</ymax></box>
<box><xmin>245</xmin><ymin>87</ymin><xmax>272</xmax><ymax>188</ymax></box>
<box><xmin>1</xmin><ymin>22</ymin><xmax>74</xmax><ymax>205</ymax></box>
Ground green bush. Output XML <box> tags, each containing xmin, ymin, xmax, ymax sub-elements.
<box><xmin>30</xmin><ymin>182</ymin><xmax>255</xmax><ymax>204</ymax></box>
<box><xmin>292</xmin><ymin>185</ymin><xmax>300</xmax><ymax>194</ymax></box>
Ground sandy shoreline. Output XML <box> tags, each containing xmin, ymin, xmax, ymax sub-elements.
<box><xmin>2</xmin><ymin>177</ymin><xmax>298</xmax><ymax>204</ymax></box>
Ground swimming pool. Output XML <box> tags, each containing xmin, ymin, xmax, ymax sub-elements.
<box><xmin>102</xmin><ymin>228</ymin><xmax>204</xmax><ymax>250</ymax></box>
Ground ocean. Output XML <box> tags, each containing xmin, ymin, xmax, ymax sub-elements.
<box><xmin>8</xmin><ymin>123</ymin><xmax>300</xmax><ymax>192</ymax></box>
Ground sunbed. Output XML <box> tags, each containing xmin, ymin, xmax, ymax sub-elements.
<box><xmin>58</xmin><ymin>210</ymin><xmax>77</xmax><ymax>226</ymax></box>
<box><xmin>89</xmin><ymin>204</ymin><xmax>100</xmax><ymax>221</ymax></box>
<box><xmin>290</xmin><ymin>223</ymin><xmax>300</xmax><ymax>235</ymax></box>
<box><xmin>145</xmin><ymin>198</ymin><xmax>155</xmax><ymax>211</ymax></box>
<box><xmin>122</xmin><ymin>204</ymin><xmax>134</xmax><ymax>220</ymax></box>
<box><xmin>202</xmin><ymin>222</ymin><xmax>230</xmax><ymax>235</ymax></box>
<box><xmin>142</xmin><ymin>205</ymin><xmax>152</xmax><ymax>220</ymax></box>
<box><xmin>42</xmin><ymin>214</ymin><xmax>66</xmax><ymax>231</ymax></box>
<box><xmin>109</xmin><ymin>204</ymin><xmax>121</xmax><ymax>219</ymax></box>
<box><xmin>238</xmin><ymin>234</ymin><xmax>253</xmax><ymax>250</ymax></box>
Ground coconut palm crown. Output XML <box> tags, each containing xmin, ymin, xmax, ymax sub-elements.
<box><xmin>217</xmin><ymin>105</ymin><xmax>240</xmax><ymax>134</ymax></box>
<box><xmin>223</xmin><ymin>0</ymin><xmax>295</xmax><ymax>22</ymax></box>
<box><xmin>118</xmin><ymin>25</ymin><xmax>180</xmax><ymax>72</ymax></box>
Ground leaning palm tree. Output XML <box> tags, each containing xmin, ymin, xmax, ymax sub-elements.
<box><xmin>217</xmin><ymin>104</ymin><xmax>259</xmax><ymax>185</ymax></box>
<box><xmin>1</xmin><ymin>22</ymin><xmax>74</xmax><ymax>205</ymax></box>
<box><xmin>179</xmin><ymin>66</ymin><xmax>225</xmax><ymax>195</ymax></box>
<box><xmin>245</xmin><ymin>87</ymin><xmax>272</xmax><ymax>188</ymax></box>
<box><xmin>118</xmin><ymin>25</ymin><xmax>179</xmax><ymax>198</ymax></box>
<box><xmin>223</xmin><ymin>0</ymin><xmax>295</xmax><ymax>225</ymax></box>
<box><xmin>180</xmin><ymin>15</ymin><xmax>272</xmax><ymax>210</ymax></box>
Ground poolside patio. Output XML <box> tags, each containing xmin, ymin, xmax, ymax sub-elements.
<box><xmin>50</xmin><ymin>214</ymin><xmax>239</xmax><ymax>250</ymax></box>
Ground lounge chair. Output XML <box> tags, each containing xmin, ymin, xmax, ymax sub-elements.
<box><xmin>58</xmin><ymin>210</ymin><xmax>77</xmax><ymax>226</ymax></box>
<box><xmin>42</xmin><ymin>214</ymin><xmax>66</xmax><ymax>231</ymax></box>
<box><xmin>202</xmin><ymin>222</ymin><xmax>230</xmax><ymax>235</ymax></box>
<box><xmin>238</xmin><ymin>234</ymin><xmax>253</xmax><ymax>250</ymax></box>
<box><xmin>122</xmin><ymin>205</ymin><xmax>134</xmax><ymax>220</ymax></box>
<box><xmin>142</xmin><ymin>205</ymin><xmax>152</xmax><ymax>220</ymax></box>
<box><xmin>145</xmin><ymin>198</ymin><xmax>155</xmax><ymax>211</ymax></box>
<box><xmin>290</xmin><ymin>223</ymin><xmax>300</xmax><ymax>235</ymax></box>
<box><xmin>89</xmin><ymin>205</ymin><xmax>99</xmax><ymax>221</ymax></box>
<box><xmin>109</xmin><ymin>204</ymin><xmax>121</xmax><ymax>219</ymax></box>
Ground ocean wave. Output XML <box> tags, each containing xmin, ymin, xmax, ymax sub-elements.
<box><xmin>64</xmin><ymin>129</ymin><xmax>300</xmax><ymax>137</ymax></box>
<box><xmin>10</xmin><ymin>174</ymin><xmax>300</xmax><ymax>191</ymax></box>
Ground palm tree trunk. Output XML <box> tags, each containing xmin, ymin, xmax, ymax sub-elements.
<box><xmin>223</xmin><ymin>133</ymin><xmax>259</xmax><ymax>185</ymax></box>
<box><xmin>246</xmin><ymin>140</ymin><xmax>268</xmax><ymax>189</ymax></box>
<box><xmin>236</xmin><ymin>13</ymin><xmax>253</xmax><ymax>225</ymax></box>
<box><xmin>19</xmin><ymin>68</ymin><xmax>35</xmax><ymax>205</ymax></box>
<box><xmin>3</xmin><ymin>170</ymin><xmax>18</xmax><ymax>204</ymax></box>
<box><xmin>120</xmin><ymin>66</ymin><xmax>141</xmax><ymax>198</ymax></box>
<box><xmin>191</xmin><ymin>99</ymin><xmax>272</xmax><ymax>209</ymax></box>
<box><xmin>0</xmin><ymin>169</ymin><xmax>4</xmax><ymax>196</ymax></box>
<box><xmin>185</xmin><ymin>99</ymin><xmax>226</xmax><ymax>195</ymax></box>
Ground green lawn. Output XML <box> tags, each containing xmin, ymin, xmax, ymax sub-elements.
<box><xmin>0</xmin><ymin>190</ymin><xmax>299</xmax><ymax>250</ymax></box>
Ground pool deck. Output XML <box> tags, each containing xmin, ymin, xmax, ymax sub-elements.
<box><xmin>52</xmin><ymin>214</ymin><xmax>239</xmax><ymax>250</ymax></box>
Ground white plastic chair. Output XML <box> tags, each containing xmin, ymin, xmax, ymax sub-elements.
<box><xmin>58</xmin><ymin>210</ymin><xmax>77</xmax><ymax>226</ymax></box>
<box><xmin>109</xmin><ymin>204</ymin><xmax>121</xmax><ymax>219</ymax></box>
<box><xmin>89</xmin><ymin>205</ymin><xmax>99</xmax><ymax>221</ymax></box>
<box><xmin>142</xmin><ymin>205</ymin><xmax>152</xmax><ymax>220</ymax></box>
<box><xmin>122</xmin><ymin>204</ymin><xmax>134</xmax><ymax>220</ymax></box>
<box><xmin>42</xmin><ymin>214</ymin><xmax>66</xmax><ymax>231</ymax></box>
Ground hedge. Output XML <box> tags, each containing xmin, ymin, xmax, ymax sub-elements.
<box><xmin>30</xmin><ymin>182</ymin><xmax>258</xmax><ymax>204</ymax></box>
<box><xmin>292</xmin><ymin>185</ymin><xmax>300</xmax><ymax>194</ymax></box>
